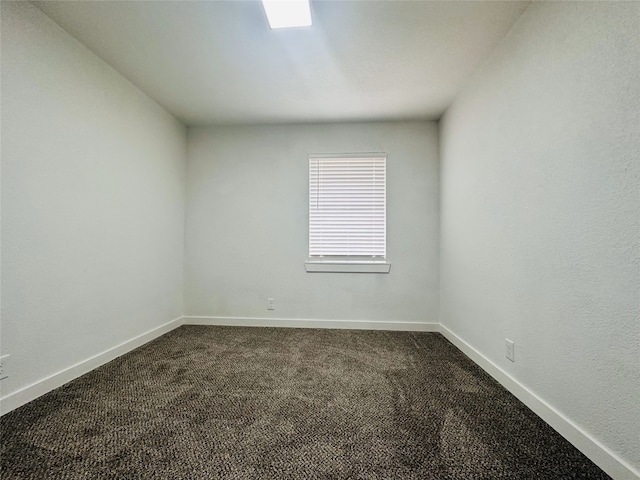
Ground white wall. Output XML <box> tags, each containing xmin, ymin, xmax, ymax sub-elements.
<box><xmin>440</xmin><ymin>2</ymin><xmax>639</xmax><ymax>477</ymax></box>
<box><xmin>185</xmin><ymin>122</ymin><xmax>438</xmax><ymax>325</ymax></box>
<box><xmin>1</xmin><ymin>2</ymin><xmax>186</xmax><ymax>405</ymax></box>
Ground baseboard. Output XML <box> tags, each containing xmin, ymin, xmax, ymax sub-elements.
<box><xmin>0</xmin><ymin>316</ymin><xmax>184</xmax><ymax>416</ymax></box>
<box><xmin>184</xmin><ymin>315</ymin><xmax>439</xmax><ymax>332</ymax></box>
<box><xmin>439</xmin><ymin>325</ymin><xmax>639</xmax><ymax>480</ymax></box>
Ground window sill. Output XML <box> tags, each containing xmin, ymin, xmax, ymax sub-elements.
<box><xmin>305</xmin><ymin>262</ymin><xmax>391</xmax><ymax>273</ymax></box>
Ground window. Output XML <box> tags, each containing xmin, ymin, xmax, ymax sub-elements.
<box><xmin>306</xmin><ymin>154</ymin><xmax>390</xmax><ymax>273</ymax></box>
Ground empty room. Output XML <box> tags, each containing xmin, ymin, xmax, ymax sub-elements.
<box><xmin>1</xmin><ymin>0</ymin><xmax>638</xmax><ymax>478</ymax></box>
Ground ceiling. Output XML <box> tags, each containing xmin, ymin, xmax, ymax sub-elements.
<box><xmin>34</xmin><ymin>0</ymin><xmax>530</xmax><ymax>126</ymax></box>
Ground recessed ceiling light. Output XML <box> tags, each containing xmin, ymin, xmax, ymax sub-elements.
<box><xmin>261</xmin><ymin>0</ymin><xmax>312</xmax><ymax>29</ymax></box>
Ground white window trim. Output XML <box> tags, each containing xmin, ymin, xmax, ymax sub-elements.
<box><xmin>307</xmin><ymin>153</ymin><xmax>390</xmax><ymax>274</ymax></box>
<box><xmin>305</xmin><ymin>262</ymin><xmax>391</xmax><ymax>273</ymax></box>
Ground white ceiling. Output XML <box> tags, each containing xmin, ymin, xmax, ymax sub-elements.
<box><xmin>34</xmin><ymin>0</ymin><xmax>529</xmax><ymax>126</ymax></box>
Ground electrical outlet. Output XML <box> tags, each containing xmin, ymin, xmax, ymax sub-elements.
<box><xmin>0</xmin><ymin>354</ymin><xmax>10</xmax><ymax>380</ymax></box>
<box><xmin>505</xmin><ymin>339</ymin><xmax>515</xmax><ymax>362</ymax></box>
<box><xmin>267</xmin><ymin>298</ymin><xmax>275</xmax><ymax>310</ymax></box>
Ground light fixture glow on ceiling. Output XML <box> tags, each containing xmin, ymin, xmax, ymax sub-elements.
<box><xmin>261</xmin><ymin>0</ymin><xmax>312</xmax><ymax>29</ymax></box>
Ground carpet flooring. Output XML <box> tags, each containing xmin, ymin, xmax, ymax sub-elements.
<box><xmin>1</xmin><ymin>326</ymin><xmax>610</xmax><ymax>479</ymax></box>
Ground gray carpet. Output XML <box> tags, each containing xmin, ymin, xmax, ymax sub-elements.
<box><xmin>1</xmin><ymin>326</ymin><xmax>610</xmax><ymax>479</ymax></box>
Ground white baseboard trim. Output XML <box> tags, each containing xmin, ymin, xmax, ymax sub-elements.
<box><xmin>184</xmin><ymin>315</ymin><xmax>439</xmax><ymax>332</ymax></box>
<box><xmin>0</xmin><ymin>316</ymin><xmax>184</xmax><ymax>416</ymax></box>
<box><xmin>440</xmin><ymin>325</ymin><xmax>639</xmax><ymax>480</ymax></box>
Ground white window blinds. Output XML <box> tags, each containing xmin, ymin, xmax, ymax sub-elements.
<box><xmin>309</xmin><ymin>154</ymin><xmax>386</xmax><ymax>259</ymax></box>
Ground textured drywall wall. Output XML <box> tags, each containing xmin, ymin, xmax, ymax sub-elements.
<box><xmin>185</xmin><ymin>122</ymin><xmax>439</xmax><ymax>323</ymax></box>
<box><xmin>1</xmin><ymin>2</ymin><xmax>186</xmax><ymax>399</ymax></box>
<box><xmin>440</xmin><ymin>1</ymin><xmax>639</xmax><ymax>474</ymax></box>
